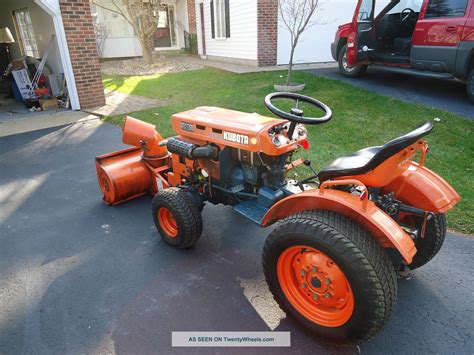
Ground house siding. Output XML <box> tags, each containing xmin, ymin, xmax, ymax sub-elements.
<box><xmin>196</xmin><ymin>0</ymin><xmax>258</xmax><ymax>63</ymax></box>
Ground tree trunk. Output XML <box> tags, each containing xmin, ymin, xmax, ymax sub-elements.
<box><xmin>139</xmin><ymin>36</ymin><xmax>154</xmax><ymax>65</ymax></box>
<box><xmin>285</xmin><ymin>44</ymin><xmax>296</xmax><ymax>86</ymax></box>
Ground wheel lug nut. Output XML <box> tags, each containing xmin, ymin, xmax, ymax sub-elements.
<box><xmin>312</xmin><ymin>267</ymin><xmax>318</xmax><ymax>272</ymax></box>
<box><xmin>301</xmin><ymin>283</ymin><xmax>307</xmax><ymax>289</ymax></box>
<box><xmin>313</xmin><ymin>294</ymin><xmax>319</xmax><ymax>300</ymax></box>
<box><xmin>325</xmin><ymin>279</ymin><xmax>331</xmax><ymax>285</ymax></box>
<box><xmin>301</xmin><ymin>269</ymin><xmax>305</xmax><ymax>276</ymax></box>
<box><xmin>324</xmin><ymin>293</ymin><xmax>331</xmax><ymax>298</ymax></box>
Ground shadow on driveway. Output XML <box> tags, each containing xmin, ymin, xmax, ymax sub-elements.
<box><xmin>306</xmin><ymin>68</ymin><xmax>473</xmax><ymax>119</ymax></box>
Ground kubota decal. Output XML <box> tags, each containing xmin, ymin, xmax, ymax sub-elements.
<box><xmin>223</xmin><ymin>131</ymin><xmax>249</xmax><ymax>145</ymax></box>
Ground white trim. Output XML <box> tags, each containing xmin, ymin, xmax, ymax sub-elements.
<box><xmin>154</xmin><ymin>46</ymin><xmax>182</xmax><ymax>51</ymax></box>
<box><xmin>35</xmin><ymin>0</ymin><xmax>80</xmax><ymax>110</ymax></box>
<box><xmin>195</xmin><ymin>0</ymin><xmax>205</xmax><ymax>55</ymax></box>
<box><xmin>184</xmin><ymin>0</ymin><xmax>190</xmax><ymax>31</ymax></box>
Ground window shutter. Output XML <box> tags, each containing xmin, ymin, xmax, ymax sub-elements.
<box><xmin>225</xmin><ymin>0</ymin><xmax>230</xmax><ymax>38</ymax></box>
<box><xmin>210</xmin><ymin>0</ymin><xmax>215</xmax><ymax>38</ymax></box>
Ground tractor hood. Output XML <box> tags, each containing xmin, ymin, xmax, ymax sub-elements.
<box><xmin>171</xmin><ymin>106</ymin><xmax>309</xmax><ymax>156</ymax></box>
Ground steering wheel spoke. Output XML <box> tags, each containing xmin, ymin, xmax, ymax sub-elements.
<box><xmin>401</xmin><ymin>8</ymin><xmax>415</xmax><ymax>23</ymax></box>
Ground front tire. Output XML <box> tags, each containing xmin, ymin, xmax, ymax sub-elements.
<box><xmin>262</xmin><ymin>210</ymin><xmax>397</xmax><ymax>343</ymax></box>
<box><xmin>338</xmin><ymin>45</ymin><xmax>368</xmax><ymax>78</ymax></box>
<box><xmin>467</xmin><ymin>69</ymin><xmax>474</xmax><ymax>103</ymax></box>
<box><xmin>152</xmin><ymin>187</ymin><xmax>203</xmax><ymax>248</ymax></box>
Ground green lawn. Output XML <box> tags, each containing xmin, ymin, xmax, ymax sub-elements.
<box><xmin>103</xmin><ymin>69</ymin><xmax>473</xmax><ymax>234</ymax></box>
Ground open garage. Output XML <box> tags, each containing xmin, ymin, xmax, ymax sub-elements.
<box><xmin>0</xmin><ymin>0</ymin><xmax>105</xmax><ymax>123</ymax></box>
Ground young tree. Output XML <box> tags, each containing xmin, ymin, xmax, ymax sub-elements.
<box><xmin>279</xmin><ymin>0</ymin><xmax>319</xmax><ymax>86</ymax></box>
<box><xmin>92</xmin><ymin>0</ymin><xmax>161</xmax><ymax>64</ymax></box>
<box><xmin>92</xmin><ymin>17</ymin><xmax>108</xmax><ymax>57</ymax></box>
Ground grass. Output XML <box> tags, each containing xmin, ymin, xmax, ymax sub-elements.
<box><xmin>102</xmin><ymin>69</ymin><xmax>473</xmax><ymax>234</ymax></box>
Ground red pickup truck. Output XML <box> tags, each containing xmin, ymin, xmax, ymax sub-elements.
<box><xmin>331</xmin><ymin>0</ymin><xmax>474</xmax><ymax>102</ymax></box>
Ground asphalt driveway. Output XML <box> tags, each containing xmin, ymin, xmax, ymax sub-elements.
<box><xmin>306</xmin><ymin>67</ymin><xmax>474</xmax><ymax>119</ymax></box>
<box><xmin>1</xmin><ymin>121</ymin><xmax>473</xmax><ymax>354</ymax></box>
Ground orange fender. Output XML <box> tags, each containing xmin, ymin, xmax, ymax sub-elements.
<box><xmin>383</xmin><ymin>162</ymin><xmax>460</xmax><ymax>213</ymax></box>
<box><xmin>261</xmin><ymin>188</ymin><xmax>417</xmax><ymax>264</ymax></box>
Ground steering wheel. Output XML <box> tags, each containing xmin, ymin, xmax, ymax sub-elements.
<box><xmin>400</xmin><ymin>8</ymin><xmax>415</xmax><ymax>23</ymax></box>
<box><xmin>264</xmin><ymin>92</ymin><xmax>332</xmax><ymax>140</ymax></box>
<box><xmin>264</xmin><ymin>92</ymin><xmax>332</xmax><ymax>124</ymax></box>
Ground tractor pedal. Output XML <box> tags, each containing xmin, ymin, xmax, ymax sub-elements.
<box><xmin>234</xmin><ymin>199</ymin><xmax>268</xmax><ymax>225</ymax></box>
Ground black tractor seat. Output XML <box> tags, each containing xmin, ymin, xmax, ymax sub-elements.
<box><xmin>318</xmin><ymin>122</ymin><xmax>433</xmax><ymax>182</ymax></box>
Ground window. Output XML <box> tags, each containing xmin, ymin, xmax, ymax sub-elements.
<box><xmin>425</xmin><ymin>0</ymin><xmax>468</xmax><ymax>18</ymax></box>
<box><xmin>388</xmin><ymin>0</ymin><xmax>424</xmax><ymax>14</ymax></box>
<box><xmin>357</xmin><ymin>0</ymin><xmax>374</xmax><ymax>21</ymax></box>
<box><xmin>211</xmin><ymin>0</ymin><xmax>230</xmax><ymax>39</ymax></box>
<box><xmin>157</xmin><ymin>8</ymin><xmax>169</xmax><ymax>29</ymax></box>
<box><xmin>13</xmin><ymin>9</ymin><xmax>40</xmax><ymax>58</ymax></box>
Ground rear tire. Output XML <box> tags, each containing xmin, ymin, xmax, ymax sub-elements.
<box><xmin>262</xmin><ymin>210</ymin><xmax>397</xmax><ymax>344</ymax></box>
<box><xmin>408</xmin><ymin>214</ymin><xmax>446</xmax><ymax>270</ymax></box>
<box><xmin>338</xmin><ymin>45</ymin><xmax>368</xmax><ymax>78</ymax></box>
<box><xmin>152</xmin><ymin>187</ymin><xmax>203</xmax><ymax>249</ymax></box>
<box><xmin>467</xmin><ymin>69</ymin><xmax>474</xmax><ymax>103</ymax></box>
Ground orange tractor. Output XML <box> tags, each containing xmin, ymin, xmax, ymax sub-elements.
<box><xmin>96</xmin><ymin>93</ymin><xmax>459</xmax><ymax>343</ymax></box>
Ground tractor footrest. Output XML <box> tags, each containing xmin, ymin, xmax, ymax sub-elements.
<box><xmin>234</xmin><ymin>199</ymin><xmax>268</xmax><ymax>225</ymax></box>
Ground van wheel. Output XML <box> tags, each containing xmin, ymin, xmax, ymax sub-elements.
<box><xmin>467</xmin><ymin>70</ymin><xmax>474</xmax><ymax>103</ymax></box>
<box><xmin>262</xmin><ymin>210</ymin><xmax>397</xmax><ymax>343</ymax></box>
<box><xmin>338</xmin><ymin>45</ymin><xmax>368</xmax><ymax>78</ymax></box>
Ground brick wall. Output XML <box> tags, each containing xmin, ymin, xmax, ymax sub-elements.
<box><xmin>257</xmin><ymin>0</ymin><xmax>278</xmax><ymax>66</ymax></box>
<box><xmin>187</xmin><ymin>0</ymin><xmax>197</xmax><ymax>34</ymax></box>
<box><xmin>59</xmin><ymin>0</ymin><xmax>105</xmax><ymax>109</ymax></box>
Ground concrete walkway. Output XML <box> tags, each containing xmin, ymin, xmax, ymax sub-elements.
<box><xmin>0</xmin><ymin>88</ymin><xmax>164</xmax><ymax>138</ymax></box>
<box><xmin>0</xmin><ymin>110</ymin><xmax>98</xmax><ymax>138</ymax></box>
<box><xmin>86</xmin><ymin>89</ymin><xmax>163</xmax><ymax>117</ymax></box>
<box><xmin>197</xmin><ymin>58</ymin><xmax>338</xmax><ymax>74</ymax></box>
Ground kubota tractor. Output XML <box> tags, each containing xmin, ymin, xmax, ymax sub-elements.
<box><xmin>95</xmin><ymin>93</ymin><xmax>460</xmax><ymax>343</ymax></box>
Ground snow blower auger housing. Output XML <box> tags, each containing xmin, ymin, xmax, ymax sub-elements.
<box><xmin>95</xmin><ymin>92</ymin><xmax>460</xmax><ymax>343</ymax></box>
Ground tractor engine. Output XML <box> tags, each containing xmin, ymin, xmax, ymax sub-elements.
<box><xmin>167</xmin><ymin>106</ymin><xmax>310</xmax><ymax>206</ymax></box>
<box><xmin>164</xmin><ymin>135</ymin><xmax>291</xmax><ymax>189</ymax></box>
<box><xmin>227</xmin><ymin>148</ymin><xmax>289</xmax><ymax>191</ymax></box>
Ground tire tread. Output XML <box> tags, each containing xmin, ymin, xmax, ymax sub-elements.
<box><xmin>152</xmin><ymin>187</ymin><xmax>203</xmax><ymax>248</ymax></box>
<box><xmin>262</xmin><ymin>210</ymin><xmax>397</xmax><ymax>343</ymax></box>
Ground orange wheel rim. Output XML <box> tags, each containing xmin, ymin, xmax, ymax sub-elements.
<box><xmin>158</xmin><ymin>207</ymin><xmax>179</xmax><ymax>238</ymax></box>
<box><xmin>277</xmin><ymin>245</ymin><xmax>354</xmax><ymax>327</ymax></box>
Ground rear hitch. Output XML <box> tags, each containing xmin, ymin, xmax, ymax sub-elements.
<box><xmin>397</xmin><ymin>264</ymin><xmax>411</xmax><ymax>280</ymax></box>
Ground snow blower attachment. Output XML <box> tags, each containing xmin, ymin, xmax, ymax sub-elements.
<box><xmin>95</xmin><ymin>93</ymin><xmax>460</xmax><ymax>343</ymax></box>
<box><xmin>95</xmin><ymin>116</ymin><xmax>169</xmax><ymax>205</ymax></box>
